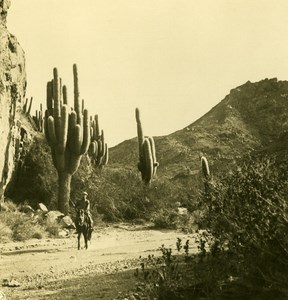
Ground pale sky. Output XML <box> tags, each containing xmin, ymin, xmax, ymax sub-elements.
<box><xmin>8</xmin><ymin>0</ymin><xmax>288</xmax><ymax>146</ymax></box>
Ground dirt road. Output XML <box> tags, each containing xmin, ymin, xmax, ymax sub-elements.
<box><xmin>0</xmin><ymin>224</ymin><xmax>197</xmax><ymax>299</ymax></box>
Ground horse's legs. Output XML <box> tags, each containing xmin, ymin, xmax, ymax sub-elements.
<box><xmin>78</xmin><ymin>233</ymin><xmax>81</xmax><ymax>250</ymax></box>
<box><xmin>84</xmin><ymin>231</ymin><xmax>88</xmax><ymax>249</ymax></box>
<box><xmin>88</xmin><ymin>228</ymin><xmax>92</xmax><ymax>241</ymax></box>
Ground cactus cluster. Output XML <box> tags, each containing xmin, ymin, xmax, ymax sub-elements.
<box><xmin>88</xmin><ymin>115</ymin><xmax>109</xmax><ymax>168</ymax></box>
<box><xmin>23</xmin><ymin>97</ymin><xmax>33</xmax><ymax>115</ymax></box>
<box><xmin>32</xmin><ymin>103</ymin><xmax>44</xmax><ymax>132</ymax></box>
<box><xmin>135</xmin><ymin>108</ymin><xmax>159</xmax><ymax>185</ymax></box>
<box><xmin>44</xmin><ymin>64</ymin><xmax>90</xmax><ymax>214</ymax></box>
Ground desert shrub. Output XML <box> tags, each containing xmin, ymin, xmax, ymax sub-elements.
<box><xmin>134</xmin><ymin>239</ymin><xmax>223</xmax><ymax>300</ymax></box>
<box><xmin>0</xmin><ymin>199</ymin><xmax>18</xmax><ymax>212</ymax></box>
<box><xmin>71</xmin><ymin>165</ymin><xmax>191</xmax><ymax>222</ymax></box>
<box><xmin>43</xmin><ymin>219</ymin><xmax>62</xmax><ymax>237</ymax></box>
<box><xmin>1</xmin><ymin>210</ymin><xmax>46</xmax><ymax>241</ymax></box>
<box><xmin>197</xmin><ymin>156</ymin><xmax>288</xmax><ymax>296</ymax></box>
<box><xmin>135</xmin><ymin>243</ymin><xmax>191</xmax><ymax>299</ymax></box>
<box><xmin>0</xmin><ymin>220</ymin><xmax>13</xmax><ymax>242</ymax></box>
<box><xmin>131</xmin><ymin>157</ymin><xmax>288</xmax><ymax>299</ymax></box>
<box><xmin>151</xmin><ymin>208</ymin><xmax>195</xmax><ymax>232</ymax></box>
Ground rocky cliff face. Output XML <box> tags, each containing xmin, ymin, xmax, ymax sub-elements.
<box><xmin>0</xmin><ymin>0</ymin><xmax>26</xmax><ymax>200</ymax></box>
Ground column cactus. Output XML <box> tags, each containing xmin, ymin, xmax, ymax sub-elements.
<box><xmin>44</xmin><ymin>64</ymin><xmax>90</xmax><ymax>214</ymax></box>
<box><xmin>88</xmin><ymin>115</ymin><xmax>109</xmax><ymax>168</ymax></box>
<box><xmin>32</xmin><ymin>103</ymin><xmax>43</xmax><ymax>132</ymax></box>
<box><xmin>23</xmin><ymin>97</ymin><xmax>33</xmax><ymax>116</ymax></box>
<box><xmin>200</xmin><ymin>155</ymin><xmax>210</xmax><ymax>193</ymax></box>
<box><xmin>201</xmin><ymin>156</ymin><xmax>210</xmax><ymax>180</ymax></box>
<box><xmin>135</xmin><ymin>108</ymin><xmax>159</xmax><ymax>185</ymax></box>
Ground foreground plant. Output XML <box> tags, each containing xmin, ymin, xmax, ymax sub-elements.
<box><xmin>198</xmin><ymin>156</ymin><xmax>288</xmax><ymax>297</ymax></box>
<box><xmin>44</xmin><ymin>64</ymin><xmax>90</xmax><ymax>214</ymax></box>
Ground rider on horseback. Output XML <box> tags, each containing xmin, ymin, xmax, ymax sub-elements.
<box><xmin>76</xmin><ymin>191</ymin><xmax>94</xmax><ymax>230</ymax></box>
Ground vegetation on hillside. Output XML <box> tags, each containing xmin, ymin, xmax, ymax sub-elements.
<box><xmin>130</xmin><ymin>155</ymin><xmax>288</xmax><ymax>299</ymax></box>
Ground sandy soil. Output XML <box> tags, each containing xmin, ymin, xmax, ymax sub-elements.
<box><xmin>0</xmin><ymin>224</ymin><xmax>197</xmax><ymax>300</ymax></box>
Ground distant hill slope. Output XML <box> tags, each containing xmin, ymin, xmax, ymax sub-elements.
<box><xmin>8</xmin><ymin>78</ymin><xmax>288</xmax><ymax>220</ymax></box>
<box><xmin>109</xmin><ymin>78</ymin><xmax>288</xmax><ymax>180</ymax></box>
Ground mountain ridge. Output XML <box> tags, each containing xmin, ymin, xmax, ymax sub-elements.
<box><xmin>109</xmin><ymin>78</ymin><xmax>288</xmax><ymax>179</ymax></box>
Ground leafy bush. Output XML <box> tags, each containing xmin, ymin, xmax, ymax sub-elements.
<box><xmin>197</xmin><ymin>156</ymin><xmax>288</xmax><ymax>296</ymax></box>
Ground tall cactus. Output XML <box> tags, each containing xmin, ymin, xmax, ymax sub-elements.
<box><xmin>200</xmin><ymin>155</ymin><xmax>210</xmax><ymax>193</ymax></box>
<box><xmin>88</xmin><ymin>115</ymin><xmax>109</xmax><ymax>168</ymax></box>
<box><xmin>201</xmin><ymin>156</ymin><xmax>210</xmax><ymax>180</ymax></box>
<box><xmin>44</xmin><ymin>64</ymin><xmax>90</xmax><ymax>214</ymax></box>
<box><xmin>135</xmin><ymin>108</ymin><xmax>159</xmax><ymax>185</ymax></box>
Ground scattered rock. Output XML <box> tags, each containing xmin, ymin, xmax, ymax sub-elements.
<box><xmin>60</xmin><ymin>216</ymin><xmax>75</xmax><ymax>229</ymax></box>
<box><xmin>46</xmin><ymin>210</ymin><xmax>64</xmax><ymax>223</ymax></box>
<box><xmin>0</xmin><ymin>291</ymin><xmax>6</xmax><ymax>300</ymax></box>
<box><xmin>38</xmin><ymin>203</ymin><xmax>48</xmax><ymax>212</ymax></box>
<box><xmin>2</xmin><ymin>279</ymin><xmax>20</xmax><ymax>287</ymax></box>
<box><xmin>58</xmin><ymin>229</ymin><xmax>69</xmax><ymax>237</ymax></box>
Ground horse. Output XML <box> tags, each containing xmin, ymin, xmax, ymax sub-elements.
<box><xmin>75</xmin><ymin>209</ymin><xmax>92</xmax><ymax>250</ymax></box>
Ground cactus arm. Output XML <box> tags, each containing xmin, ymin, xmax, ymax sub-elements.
<box><xmin>52</xmin><ymin>68</ymin><xmax>61</xmax><ymax>118</ymax></box>
<box><xmin>201</xmin><ymin>156</ymin><xmax>210</xmax><ymax>179</ymax></box>
<box><xmin>47</xmin><ymin>116</ymin><xmax>57</xmax><ymax>146</ymax></box>
<box><xmin>148</xmin><ymin>136</ymin><xmax>159</xmax><ymax>175</ymax></box>
<box><xmin>142</xmin><ymin>138</ymin><xmax>153</xmax><ymax>184</ymax></box>
<box><xmin>58</xmin><ymin>105</ymin><xmax>69</xmax><ymax>154</ymax></box>
<box><xmin>73</xmin><ymin>64</ymin><xmax>81</xmax><ymax>116</ymax></box>
<box><xmin>95</xmin><ymin>115</ymin><xmax>100</xmax><ymax>138</ymax></box>
<box><xmin>46</xmin><ymin>81</ymin><xmax>53</xmax><ymax>116</ymax></box>
<box><xmin>23</xmin><ymin>98</ymin><xmax>28</xmax><ymax>113</ymax></box>
<box><xmin>103</xmin><ymin>144</ymin><xmax>109</xmax><ymax>165</ymax></box>
<box><xmin>73</xmin><ymin>124</ymin><xmax>83</xmax><ymax>155</ymax></box>
<box><xmin>63</xmin><ymin>85</ymin><xmax>68</xmax><ymax>105</ymax></box>
<box><xmin>80</xmin><ymin>109</ymin><xmax>90</xmax><ymax>154</ymax></box>
<box><xmin>27</xmin><ymin>97</ymin><xmax>33</xmax><ymax>115</ymax></box>
<box><xmin>135</xmin><ymin>108</ymin><xmax>144</xmax><ymax>158</ymax></box>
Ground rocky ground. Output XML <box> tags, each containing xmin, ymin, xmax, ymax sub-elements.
<box><xmin>0</xmin><ymin>224</ymin><xmax>197</xmax><ymax>300</ymax></box>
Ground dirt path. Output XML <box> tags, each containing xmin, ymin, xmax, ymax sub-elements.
<box><xmin>0</xmin><ymin>224</ymin><xmax>197</xmax><ymax>299</ymax></box>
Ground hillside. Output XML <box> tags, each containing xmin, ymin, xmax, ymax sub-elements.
<box><xmin>109</xmin><ymin>78</ymin><xmax>288</xmax><ymax>180</ymax></box>
<box><xmin>7</xmin><ymin>78</ymin><xmax>288</xmax><ymax>221</ymax></box>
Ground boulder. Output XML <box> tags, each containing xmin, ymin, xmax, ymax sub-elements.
<box><xmin>46</xmin><ymin>210</ymin><xmax>64</xmax><ymax>223</ymax></box>
<box><xmin>58</xmin><ymin>229</ymin><xmax>69</xmax><ymax>237</ymax></box>
<box><xmin>60</xmin><ymin>215</ymin><xmax>75</xmax><ymax>229</ymax></box>
<box><xmin>38</xmin><ymin>203</ymin><xmax>48</xmax><ymax>212</ymax></box>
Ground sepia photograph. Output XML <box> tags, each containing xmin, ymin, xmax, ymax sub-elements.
<box><xmin>0</xmin><ymin>0</ymin><xmax>288</xmax><ymax>299</ymax></box>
